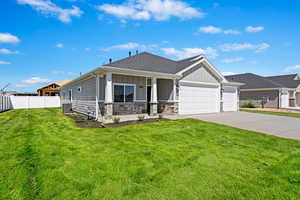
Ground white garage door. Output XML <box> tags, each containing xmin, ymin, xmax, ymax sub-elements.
<box><xmin>281</xmin><ymin>90</ymin><xmax>289</xmax><ymax>108</ymax></box>
<box><xmin>223</xmin><ymin>86</ymin><xmax>238</xmax><ymax>112</ymax></box>
<box><xmin>179</xmin><ymin>82</ymin><xmax>220</xmax><ymax>114</ymax></box>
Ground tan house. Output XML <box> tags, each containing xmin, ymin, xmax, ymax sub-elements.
<box><xmin>38</xmin><ymin>80</ymin><xmax>71</xmax><ymax>96</ymax></box>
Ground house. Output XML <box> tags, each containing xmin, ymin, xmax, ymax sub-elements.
<box><xmin>0</xmin><ymin>91</ymin><xmax>37</xmax><ymax>96</ymax></box>
<box><xmin>37</xmin><ymin>80</ymin><xmax>71</xmax><ymax>96</ymax></box>
<box><xmin>61</xmin><ymin>52</ymin><xmax>242</xmax><ymax>119</ymax></box>
<box><xmin>225</xmin><ymin>73</ymin><xmax>300</xmax><ymax>108</ymax></box>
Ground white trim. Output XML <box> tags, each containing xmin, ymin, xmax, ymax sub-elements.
<box><xmin>151</xmin><ymin>77</ymin><xmax>158</xmax><ymax>103</ymax></box>
<box><xmin>113</xmin><ymin>83</ymin><xmax>136</xmax><ymax>103</ymax></box>
<box><xmin>105</xmin><ymin>72</ymin><xmax>113</xmax><ymax>103</ymax></box>
<box><xmin>176</xmin><ymin>58</ymin><xmax>203</xmax><ymax>75</ymax></box>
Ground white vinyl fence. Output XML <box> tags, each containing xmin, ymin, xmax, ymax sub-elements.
<box><xmin>10</xmin><ymin>96</ymin><xmax>61</xmax><ymax>109</ymax></box>
<box><xmin>0</xmin><ymin>95</ymin><xmax>12</xmax><ymax>112</ymax></box>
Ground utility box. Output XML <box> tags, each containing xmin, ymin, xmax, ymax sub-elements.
<box><xmin>62</xmin><ymin>103</ymin><xmax>72</xmax><ymax>114</ymax></box>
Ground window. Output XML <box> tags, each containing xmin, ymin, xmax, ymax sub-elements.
<box><xmin>113</xmin><ymin>84</ymin><xmax>135</xmax><ymax>103</ymax></box>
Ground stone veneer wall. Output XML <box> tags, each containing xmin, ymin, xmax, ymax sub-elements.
<box><xmin>113</xmin><ymin>103</ymin><xmax>147</xmax><ymax>115</ymax></box>
<box><xmin>158</xmin><ymin>102</ymin><xmax>178</xmax><ymax>114</ymax></box>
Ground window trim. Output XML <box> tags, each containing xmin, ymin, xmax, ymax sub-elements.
<box><xmin>113</xmin><ymin>83</ymin><xmax>136</xmax><ymax>103</ymax></box>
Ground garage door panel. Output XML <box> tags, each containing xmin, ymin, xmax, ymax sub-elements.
<box><xmin>223</xmin><ymin>86</ymin><xmax>238</xmax><ymax>112</ymax></box>
<box><xmin>179</xmin><ymin>82</ymin><xmax>220</xmax><ymax>114</ymax></box>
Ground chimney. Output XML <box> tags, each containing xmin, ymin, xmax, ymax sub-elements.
<box><xmin>136</xmin><ymin>50</ymin><xmax>138</xmax><ymax>55</ymax></box>
<box><xmin>129</xmin><ymin>51</ymin><xmax>132</xmax><ymax>57</ymax></box>
<box><xmin>109</xmin><ymin>58</ymin><xmax>112</xmax><ymax>64</ymax></box>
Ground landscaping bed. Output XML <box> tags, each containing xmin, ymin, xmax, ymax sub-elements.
<box><xmin>66</xmin><ymin>113</ymin><xmax>169</xmax><ymax>128</ymax></box>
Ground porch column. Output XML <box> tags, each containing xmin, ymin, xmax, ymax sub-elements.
<box><xmin>150</xmin><ymin>77</ymin><xmax>158</xmax><ymax>115</ymax></box>
<box><xmin>95</xmin><ymin>74</ymin><xmax>100</xmax><ymax>120</ymax></box>
<box><xmin>173</xmin><ymin>79</ymin><xmax>177</xmax><ymax>101</ymax></box>
<box><xmin>104</xmin><ymin>72</ymin><xmax>113</xmax><ymax>117</ymax></box>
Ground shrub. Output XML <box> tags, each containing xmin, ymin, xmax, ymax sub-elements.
<box><xmin>241</xmin><ymin>100</ymin><xmax>257</xmax><ymax>108</ymax></box>
<box><xmin>137</xmin><ymin>115</ymin><xmax>145</xmax><ymax>121</ymax></box>
<box><xmin>113</xmin><ymin>117</ymin><xmax>120</xmax><ymax>124</ymax></box>
<box><xmin>158</xmin><ymin>114</ymin><xmax>164</xmax><ymax>120</ymax></box>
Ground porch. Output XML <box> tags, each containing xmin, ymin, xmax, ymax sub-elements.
<box><xmin>97</xmin><ymin>71</ymin><xmax>179</xmax><ymax>120</ymax></box>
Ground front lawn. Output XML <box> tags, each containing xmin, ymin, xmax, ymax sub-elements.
<box><xmin>1</xmin><ymin>108</ymin><xmax>300</xmax><ymax>199</ymax></box>
<box><xmin>241</xmin><ymin>108</ymin><xmax>300</xmax><ymax>118</ymax></box>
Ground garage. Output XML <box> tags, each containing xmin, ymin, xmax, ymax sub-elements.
<box><xmin>222</xmin><ymin>86</ymin><xmax>238</xmax><ymax>111</ymax></box>
<box><xmin>179</xmin><ymin>81</ymin><xmax>220</xmax><ymax>114</ymax></box>
<box><xmin>280</xmin><ymin>90</ymin><xmax>289</xmax><ymax>108</ymax></box>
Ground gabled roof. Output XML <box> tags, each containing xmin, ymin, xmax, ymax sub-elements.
<box><xmin>265</xmin><ymin>74</ymin><xmax>300</xmax><ymax>88</ymax></box>
<box><xmin>225</xmin><ymin>73</ymin><xmax>284</xmax><ymax>89</ymax></box>
<box><xmin>104</xmin><ymin>52</ymin><xmax>178</xmax><ymax>74</ymax></box>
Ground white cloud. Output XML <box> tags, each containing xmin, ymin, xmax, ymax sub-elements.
<box><xmin>162</xmin><ymin>47</ymin><xmax>218</xmax><ymax>59</ymax></box>
<box><xmin>51</xmin><ymin>70</ymin><xmax>78</xmax><ymax>76</ymax></box>
<box><xmin>104</xmin><ymin>42</ymin><xmax>157</xmax><ymax>51</ymax></box>
<box><xmin>0</xmin><ymin>48</ymin><xmax>19</xmax><ymax>55</ymax></box>
<box><xmin>199</xmin><ymin>26</ymin><xmax>240</xmax><ymax>35</ymax></box>
<box><xmin>222</xmin><ymin>72</ymin><xmax>235</xmax><ymax>76</ymax></box>
<box><xmin>199</xmin><ymin>26</ymin><xmax>222</xmax><ymax>34</ymax></box>
<box><xmin>22</xmin><ymin>77</ymin><xmax>51</xmax><ymax>84</ymax></box>
<box><xmin>221</xmin><ymin>57</ymin><xmax>244</xmax><ymax>64</ymax></box>
<box><xmin>84</xmin><ymin>48</ymin><xmax>91</xmax><ymax>51</ymax></box>
<box><xmin>220</xmin><ymin>43</ymin><xmax>270</xmax><ymax>52</ymax></box>
<box><xmin>17</xmin><ymin>0</ymin><xmax>83</xmax><ymax>23</ymax></box>
<box><xmin>245</xmin><ymin>26</ymin><xmax>264</xmax><ymax>33</ymax></box>
<box><xmin>14</xmin><ymin>84</ymin><xmax>29</xmax><ymax>88</ymax></box>
<box><xmin>0</xmin><ymin>33</ymin><xmax>20</xmax><ymax>43</ymax></box>
<box><xmin>56</xmin><ymin>43</ymin><xmax>63</xmax><ymax>48</ymax></box>
<box><xmin>283</xmin><ymin>65</ymin><xmax>300</xmax><ymax>72</ymax></box>
<box><xmin>97</xmin><ymin>0</ymin><xmax>204</xmax><ymax>21</ymax></box>
<box><xmin>0</xmin><ymin>61</ymin><xmax>11</xmax><ymax>65</ymax></box>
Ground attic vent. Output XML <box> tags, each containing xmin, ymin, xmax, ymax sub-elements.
<box><xmin>109</xmin><ymin>58</ymin><xmax>112</xmax><ymax>64</ymax></box>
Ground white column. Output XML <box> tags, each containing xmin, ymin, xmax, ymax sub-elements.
<box><xmin>151</xmin><ymin>77</ymin><xmax>157</xmax><ymax>103</ymax></box>
<box><xmin>95</xmin><ymin>74</ymin><xmax>100</xmax><ymax>120</ymax></box>
<box><xmin>105</xmin><ymin>72</ymin><xmax>113</xmax><ymax>103</ymax></box>
<box><xmin>173</xmin><ymin>79</ymin><xmax>177</xmax><ymax>101</ymax></box>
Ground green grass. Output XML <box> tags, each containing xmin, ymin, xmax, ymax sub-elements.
<box><xmin>241</xmin><ymin>108</ymin><xmax>300</xmax><ymax>118</ymax></box>
<box><xmin>1</xmin><ymin>108</ymin><xmax>300</xmax><ymax>200</ymax></box>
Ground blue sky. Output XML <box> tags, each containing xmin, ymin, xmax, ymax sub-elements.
<box><xmin>1</xmin><ymin>0</ymin><xmax>300</xmax><ymax>92</ymax></box>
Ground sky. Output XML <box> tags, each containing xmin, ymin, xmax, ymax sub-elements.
<box><xmin>1</xmin><ymin>0</ymin><xmax>300</xmax><ymax>92</ymax></box>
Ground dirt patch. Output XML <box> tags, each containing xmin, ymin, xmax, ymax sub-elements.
<box><xmin>66</xmin><ymin>113</ymin><xmax>169</xmax><ymax>128</ymax></box>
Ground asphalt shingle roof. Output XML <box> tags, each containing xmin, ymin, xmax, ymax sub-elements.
<box><xmin>225</xmin><ymin>73</ymin><xmax>284</xmax><ymax>89</ymax></box>
<box><xmin>103</xmin><ymin>52</ymin><xmax>203</xmax><ymax>74</ymax></box>
<box><xmin>265</xmin><ymin>74</ymin><xmax>300</xmax><ymax>88</ymax></box>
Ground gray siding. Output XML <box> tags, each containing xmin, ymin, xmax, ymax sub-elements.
<box><xmin>181</xmin><ymin>64</ymin><xmax>219</xmax><ymax>84</ymax></box>
<box><xmin>112</xmin><ymin>74</ymin><xmax>146</xmax><ymax>101</ymax></box>
<box><xmin>157</xmin><ymin>79</ymin><xmax>173</xmax><ymax>101</ymax></box>
<box><xmin>296</xmin><ymin>92</ymin><xmax>300</xmax><ymax>106</ymax></box>
<box><xmin>240</xmin><ymin>90</ymin><xmax>279</xmax><ymax>108</ymax></box>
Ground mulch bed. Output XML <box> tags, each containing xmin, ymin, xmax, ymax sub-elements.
<box><xmin>66</xmin><ymin>113</ymin><xmax>169</xmax><ymax>128</ymax></box>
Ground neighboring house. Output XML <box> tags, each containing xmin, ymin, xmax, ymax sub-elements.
<box><xmin>225</xmin><ymin>73</ymin><xmax>300</xmax><ymax>108</ymax></box>
<box><xmin>61</xmin><ymin>52</ymin><xmax>242</xmax><ymax>119</ymax></box>
<box><xmin>37</xmin><ymin>80</ymin><xmax>71</xmax><ymax>96</ymax></box>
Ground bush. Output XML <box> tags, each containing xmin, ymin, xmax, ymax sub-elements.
<box><xmin>241</xmin><ymin>100</ymin><xmax>257</xmax><ymax>108</ymax></box>
<box><xmin>137</xmin><ymin>115</ymin><xmax>145</xmax><ymax>121</ymax></box>
<box><xmin>158</xmin><ymin>114</ymin><xmax>164</xmax><ymax>120</ymax></box>
<box><xmin>113</xmin><ymin>117</ymin><xmax>120</xmax><ymax>124</ymax></box>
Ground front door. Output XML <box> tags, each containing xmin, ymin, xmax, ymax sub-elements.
<box><xmin>147</xmin><ymin>86</ymin><xmax>152</xmax><ymax>114</ymax></box>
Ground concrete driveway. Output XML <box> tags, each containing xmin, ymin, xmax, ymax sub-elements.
<box><xmin>178</xmin><ymin>112</ymin><xmax>300</xmax><ymax>140</ymax></box>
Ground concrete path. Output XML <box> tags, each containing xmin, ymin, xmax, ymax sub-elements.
<box><xmin>168</xmin><ymin>112</ymin><xmax>300</xmax><ymax>140</ymax></box>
